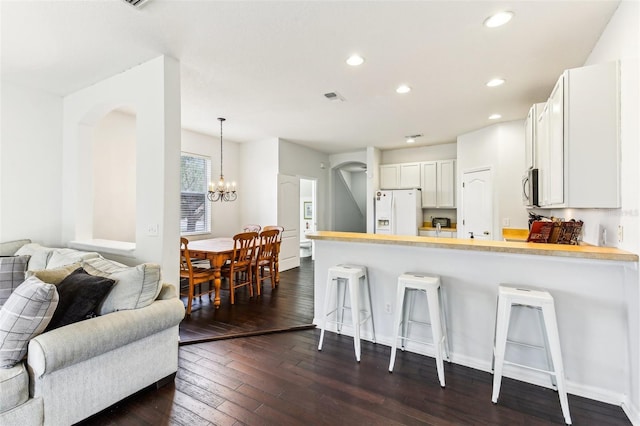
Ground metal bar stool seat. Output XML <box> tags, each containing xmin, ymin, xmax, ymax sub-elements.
<box><xmin>388</xmin><ymin>272</ymin><xmax>450</xmax><ymax>388</ymax></box>
<box><xmin>317</xmin><ymin>264</ymin><xmax>376</xmax><ymax>362</ymax></box>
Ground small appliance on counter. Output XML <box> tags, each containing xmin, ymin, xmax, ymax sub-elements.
<box><xmin>431</xmin><ymin>217</ymin><xmax>451</xmax><ymax>228</ymax></box>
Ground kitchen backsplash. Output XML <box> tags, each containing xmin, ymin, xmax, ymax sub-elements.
<box><xmin>423</xmin><ymin>208</ymin><xmax>456</xmax><ymax>225</ymax></box>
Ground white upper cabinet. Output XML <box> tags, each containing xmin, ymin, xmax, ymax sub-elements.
<box><xmin>547</xmin><ymin>75</ymin><xmax>565</xmax><ymax>206</ymax></box>
<box><xmin>421</xmin><ymin>160</ymin><xmax>456</xmax><ymax>208</ymax></box>
<box><xmin>536</xmin><ymin>103</ymin><xmax>550</xmax><ymax>206</ymax></box>
<box><xmin>380</xmin><ymin>163</ymin><xmax>421</xmax><ymax>189</ymax></box>
<box><xmin>524</xmin><ymin>103</ymin><xmax>545</xmax><ymax>170</ymax></box>
<box><xmin>380</xmin><ymin>165</ymin><xmax>399</xmax><ymax>189</ymax></box>
<box><xmin>537</xmin><ymin>61</ymin><xmax>620</xmax><ymax>208</ymax></box>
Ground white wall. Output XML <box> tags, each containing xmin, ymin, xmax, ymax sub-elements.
<box><xmin>457</xmin><ymin>120</ymin><xmax>530</xmax><ymax>238</ymax></box>
<box><xmin>0</xmin><ymin>82</ymin><xmax>63</xmax><ymax>246</ymax></box>
<box><xmin>181</xmin><ymin>127</ymin><xmax>241</xmax><ymax>238</ymax></box>
<box><xmin>92</xmin><ymin>110</ymin><xmax>136</xmax><ymax>242</ymax></box>
<box><xmin>279</xmin><ymin>139</ymin><xmax>330</xmax><ymax>231</ymax></box>
<box><xmin>62</xmin><ymin>56</ymin><xmax>181</xmax><ymax>285</ymax></box>
<box><xmin>240</xmin><ymin>138</ymin><xmax>279</xmax><ymax>227</ymax></box>
<box><xmin>381</xmin><ymin>142</ymin><xmax>457</xmax><ymax>164</ymax></box>
<box><xmin>366</xmin><ymin>146</ymin><xmax>381</xmax><ymax>233</ymax></box>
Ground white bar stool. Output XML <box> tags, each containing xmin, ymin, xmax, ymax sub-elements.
<box><xmin>388</xmin><ymin>273</ymin><xmax>449</xmax><ymax>388</ymax></box>
<box><xmin>317</xmin><ymin>264</ymin><xmax>376</xmax><ymax>362</ymax></box>
<box><xmin>492</xmin><ymin>285</ymin><xmax>571</xmax><ymax>425</ymax></box>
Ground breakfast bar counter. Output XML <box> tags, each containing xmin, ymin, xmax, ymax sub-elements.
<box><xmin>306</xmin><ymin>231</ymin><xmax>639</xmax><ymax>416</ymax></box>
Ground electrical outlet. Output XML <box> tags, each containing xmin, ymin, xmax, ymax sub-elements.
<box><xmin>598</xmin><ymin>225</ymin><xmax>607</xmax><ymax>246</ymax></box>
<box><xmin>502</xmin><ymin>218</ymin><xmax>510</xmax><ymax>227</ymax></box>
<box><xmin>147</xmin><ymin>224</ymin><xmax>159</xmax><ymax>237</ymax></box>
<box><xmin>618</xmin><ymin>225</ymin><xmax>624</xmax><ymax>243</ymax></box>
<box><xmin>385</xmin><ymin>303</ymin><xmax>392</xmax><ymax>314</ymax></box>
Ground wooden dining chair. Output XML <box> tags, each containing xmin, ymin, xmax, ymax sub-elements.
<box><xmin>254</xmin><ymin>229</ymin><xmax>279</xmax><ymax>295</ymax></box>
<box><xmin>180</xmin><ymin>237</ymin><xmax>216</xmax><ymax>316</ymax></box>
<box><xmin>242</xmin><ymin>224</ymin><xmax>261</xmax><ymax>233</ymax></box>
<box><xmin>221</xmin><ymin>232</ymin><xmax>258</xmax><ymax>305</ymax></box>
<box><xmin>262</xmin><ymin>226</ymin><xmax>284</xmax><ymax>285</ymax></box>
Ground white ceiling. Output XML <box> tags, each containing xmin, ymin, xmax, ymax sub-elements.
<box><xmin>1</xmin><ymin>0</ymin><xmax>619</xmax><ymax>154</ymax></box>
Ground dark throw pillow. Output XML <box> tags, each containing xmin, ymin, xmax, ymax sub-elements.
<box><xmin>46</xmin><ymin>267</ymin><xmax>115</xmax><ymax>331</ymax></box>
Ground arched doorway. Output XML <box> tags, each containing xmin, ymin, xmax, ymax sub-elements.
<box><xmin>332</xmin><ymin>161</ymin><xmax>367</xmax><ymax>233</ymax></box>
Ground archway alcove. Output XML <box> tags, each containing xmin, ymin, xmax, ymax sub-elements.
<box><xmin>332</xmin><ymin>161</ymin><xmax>367</xmax><ymax>233</ymax></box>
<box><xmin>92</xmin><ymin>108</ymin><xmax>137</xmax><ymax>244</ymax></box>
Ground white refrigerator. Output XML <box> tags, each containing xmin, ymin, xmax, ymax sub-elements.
<box><xmin>374</xmin><ymin>189</ymin><xmax>422</xmax><ymax>236</ymax></box>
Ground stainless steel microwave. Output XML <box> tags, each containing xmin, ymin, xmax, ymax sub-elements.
<box><xmin>522</xmin><ymin>168</ymin><xmax>539</xmax><ymax>207</ymax></box>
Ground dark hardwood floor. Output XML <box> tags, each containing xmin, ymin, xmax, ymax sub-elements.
<box><xmin>178</xmin><ymin>257</ymin><xmax>315</xmax><ymax>343</ymax></box>
<box><xmin>78</xmin><ymin>257</ymin><xmax>631</xmax><ymax>425</ymax></box>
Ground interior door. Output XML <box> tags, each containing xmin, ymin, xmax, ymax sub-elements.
<box><xmin>277</xmin><ymin>174</ymin><xmax>300</xmax><ymax>271</ymax></box>
<box><xmin>462</xmin><ymin>168</ymin><xmax>493</xmax><ymax>240</ymax></box>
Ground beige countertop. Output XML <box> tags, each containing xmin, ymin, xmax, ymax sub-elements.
<box><xmin>306</xmin><ymin>231</ymin><xmax>638</xmax><ymax>262</ymax></box>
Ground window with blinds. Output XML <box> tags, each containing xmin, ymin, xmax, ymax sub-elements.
<box><xmin>180</xmin><ymin>153</ymin><xmax>211</xmax><ymax>235</ymax></box>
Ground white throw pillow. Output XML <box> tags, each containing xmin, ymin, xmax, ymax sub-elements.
<box><xmin>0</xmin><ymin>277</ymin><xmax>58</xmax><ymax>368</ymax></box>
<box><xmin>82</xmin><ymin>258</ymin><xmax>162</xmax><ymax>314</ymax></box>
<box><xmin>14</xmin><ymin>244</ymin><xmax>55</xmax><ymax>271</ymax></box>
<box><xmin>46</xmin><ymin>249</ymin><xmax>100</xmax><ymax>269</ymax></box>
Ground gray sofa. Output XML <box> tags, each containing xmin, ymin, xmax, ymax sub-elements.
<box><xmin>0</xmin><ymin>240</ymin><xmax>185</xmax><ymax>426</ymax></box>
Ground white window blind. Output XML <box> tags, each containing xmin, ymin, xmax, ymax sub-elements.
<box><xmin>180</xmin><ymin>153</ymin><xmax>211</xmax><ymax>235</ymax></box>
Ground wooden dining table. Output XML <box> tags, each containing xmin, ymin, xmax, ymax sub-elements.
<box><xmin>186</xmin><ymin>237</ymin><xmax>281</xmax><ymax>308</ymax></box>
<box><xmin>187</xmin><ymin>238</ymin><xmax>234</xmax><ymax>309</ymax></box>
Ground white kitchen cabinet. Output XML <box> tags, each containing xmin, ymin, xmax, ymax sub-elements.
<box><xmin>379</xmin><ymin>163</ymin><xmax>421</xmax><ymax>189</ymax></box>
<box><xmin>536</xmin><ymin>103</ymin><xmax>550</xmax><ymax>206</ymax></box>
<box><xmin>538</xmin><ymin>61</ymin><xmax>620</xmax><ymax>208</ymax></box>
<box><xmin>547</xmin><ymin>75</ymin><xmax>565</xmax><ymax>205</ymax></box>
<box><xmin>420</xmin><ymin>160</ymin><xmax>456</xmax><ymax>208</ymax></box>
<box><xmin>524</xmin><ymin>103</ymin><xmax>545</xmax><ymax>170</ymax></box>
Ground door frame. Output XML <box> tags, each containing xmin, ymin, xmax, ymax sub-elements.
<box><xmin>299</xmin><ymin>176</ymin><xmax>318</xmax><ymax>259</ymax></box>
<box><xmin>459</xmin><ymin>166</ymin><xmax>495</xmax><ymax>240</ymax></box>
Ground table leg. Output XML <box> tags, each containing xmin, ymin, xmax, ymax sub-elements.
<box><xmin>210</xmin><ymin>254</ymin><xmax>226</xmax><ymax>309</ymax></box>
<box><xmin>213</xmin><ymin>269</ymin><xmax>222</xmax><ymax>308</ymax></box>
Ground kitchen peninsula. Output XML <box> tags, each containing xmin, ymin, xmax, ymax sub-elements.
<box><xmin>306</xmin><ymin>231</ymin><xmax>639</xmax><ymax>412</ymax></box>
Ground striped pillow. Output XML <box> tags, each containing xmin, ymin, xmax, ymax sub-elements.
<box><xmin>82</xmin><ymin>258</ymin><xmax>162</xmax><ymax>314</ymax></box>
<box><xmin>0</xmin><ymin>277</ymin><xmax>58</xmax><ymax>368</ymax></box>
<box><xmin>0</xmin><ymin>256</ymin><xmax>30</xmax><ymax>307</ymax></box>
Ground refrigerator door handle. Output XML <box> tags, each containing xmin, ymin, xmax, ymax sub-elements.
<box><xmin>391</xmin><ymin>195</ymin><xmax>396</xmax><ymax>234</ymax></box>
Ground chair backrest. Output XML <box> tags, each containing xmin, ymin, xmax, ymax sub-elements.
<box><xmin>263</xmin><ymin>225</ymin><xmax>284</xmax><ymax>242</ymax></box>
<box><xmin>242</xmin><ymin>224</ymin><xmax>261</xmax><ymax>233</ymax></box>
<box><xmin>232</xmin><ymin>232</ymin><xmax>258</xmax><ymax>267</ymax></box>
<box><xmin>180</xmin><ymin>237</ymin><xmax>194</xmax><ymax>274</ymax></box>
<box><xmin>257</xmin><ymin>229</ymin><xmax>279</xmax><ymax>262</ymax></box>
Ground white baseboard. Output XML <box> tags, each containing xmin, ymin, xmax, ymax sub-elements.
<box><xmin>622</xmin><ymin>399</ymin><xmax>640</xmax><ymax>426</ymax></box>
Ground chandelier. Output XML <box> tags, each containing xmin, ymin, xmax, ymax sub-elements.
<box><xmin>208</xmin><ymin>117</ymin><xmax>237</xmax><ymax>202</ymax></box>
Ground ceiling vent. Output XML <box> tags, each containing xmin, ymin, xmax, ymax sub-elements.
<box><xmin>122</xmin><ymin>0</ymin><xmax>152</xmax><ymax>8</ymax></box>
<box><xmin>324</xmin><ymin>91</ymin><xmax>346</xmax><ymax>102</ymax></box>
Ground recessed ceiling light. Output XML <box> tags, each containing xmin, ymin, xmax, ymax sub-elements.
<box><xmin>396</xmin><ymin>85</ymin><xmax>411</xmax><ymax>94</ymax></box>
<box><xmin>486</xmin><ymin>78</ymin><xmax>505</xmax><ymax>87</ymax></box>
<box><xmin>489</xmin><ymin>113</ymin><xmax>502</xmax><ymax>120</ymax></box>
<box><xmin>484</xmin><ymin>11</ymin><xmax>514</xmax><ymax>28</ymax></box>
<box><xmin>346</xmin><ymin>54</ymin><xmax>365</xmax><ymax>66</ymax></box>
